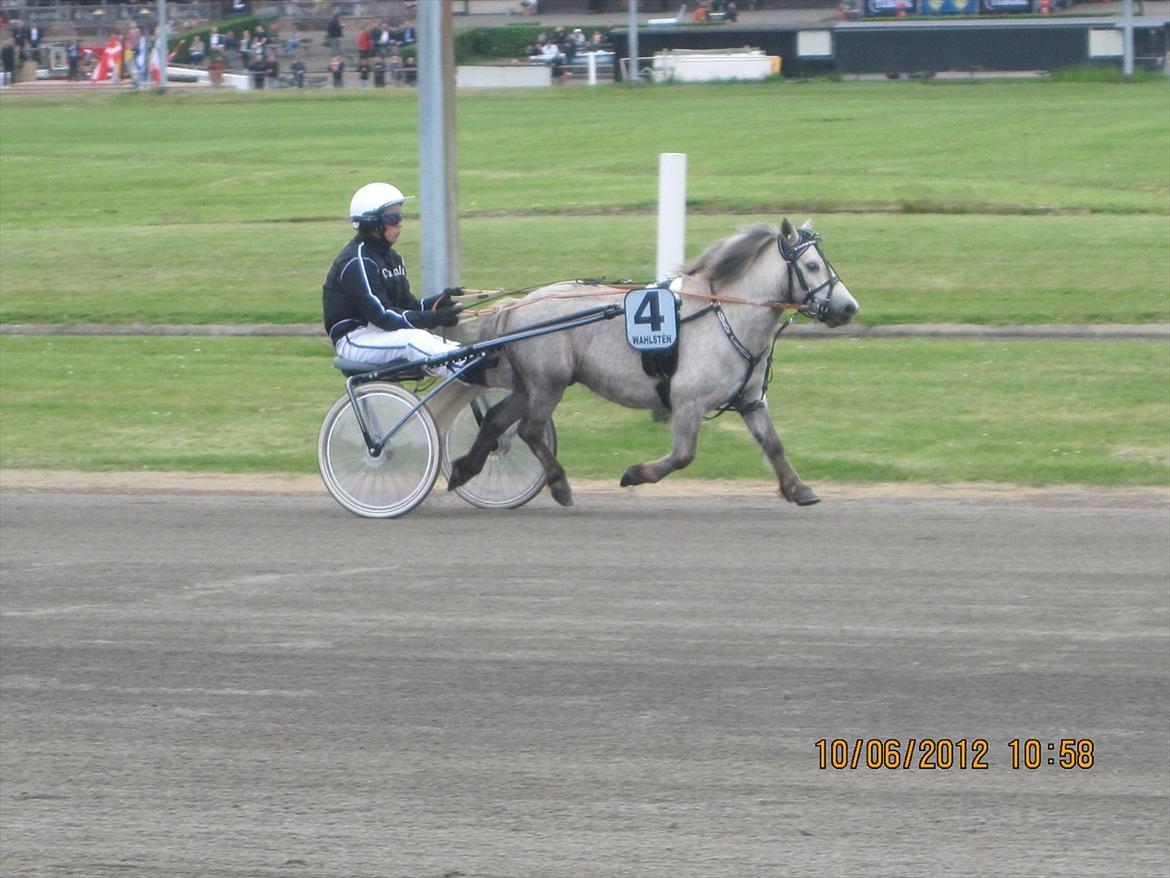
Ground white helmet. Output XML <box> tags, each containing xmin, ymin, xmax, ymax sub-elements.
<box><xmin>349</xmin><ymin>182</ymin><xmax>412</xmax><ymax>231</ymax></box>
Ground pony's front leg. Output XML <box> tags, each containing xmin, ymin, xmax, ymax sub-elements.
<box><xmin>620</xmin><ymin>404</ymin><xmax>703</xmax><ymax>487</ymax></box>
<box><xmin>740</xmin><ymin>403</ymin><xmax>820</xmax><ymax>506</ymax></box>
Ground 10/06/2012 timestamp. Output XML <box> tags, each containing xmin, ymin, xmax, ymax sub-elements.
<box><xmin>814</xmin><ymin>738</ymin><xmax>1096</xmax><ymax>770</ymax></box>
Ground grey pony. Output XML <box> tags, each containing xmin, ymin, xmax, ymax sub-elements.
<box><xmin>447</xmin><ymin>218</ymin><xmax>860</xmax><ymax>507</ymax></box>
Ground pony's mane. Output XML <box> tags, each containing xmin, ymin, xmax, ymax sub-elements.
<box><xmin>684</xmin><ymin>223</ymin><xmax>778</xmax><ymax>286</ymax></box>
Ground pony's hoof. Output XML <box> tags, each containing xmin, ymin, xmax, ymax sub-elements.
<box><xmin>620</xmin><ymin>473</ymin><xmax>633</xmax><ymax>488</ymax></box>
<box><xmin>549</xmin><ymin>479</ymin><xmax>574</xmax><ymax>507</ymax></box>
<box><xmin>620</xmin><ymin>466</ymin><xmax>643</xmax><ymax>488</ymax></box>
<box><xmin>447</xmin><ymin>459</ymin><xmax>473</xmax><ymax>492</ymax></box>
<box><xmin>795</xmin><ymin>489</ymin><xmax>821</xmax><ymax>507</ymax></box>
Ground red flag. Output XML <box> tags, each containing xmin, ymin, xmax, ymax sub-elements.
<box><xmin>91</xmin><ymin>36</ymin><xmax>120</xmax><ymax>82</ymax></box>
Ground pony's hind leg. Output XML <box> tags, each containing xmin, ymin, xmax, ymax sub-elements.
<box><xmin>620</xmin><ymin>403</ymin><xmax>703</xmax><ymax>487</ymax></box>
<box><xmin>446</xmin><ymin>391</ymin><xmax>526</xmax><ymax>493</ymax></box>
<box><xmin>740</xmin><ymin>403</ymin><xmax>820</xmax><ymax>506</ymax></box>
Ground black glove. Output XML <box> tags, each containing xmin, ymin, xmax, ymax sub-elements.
<box><xmin>404</xmin><ymin>305</ymin><xmax>462</xmax><ymax>329</ymax></box>
<box><xmin>420</xmin><ymin>291</ymin><xmax>453</xmax><ymax>311</ymax></box>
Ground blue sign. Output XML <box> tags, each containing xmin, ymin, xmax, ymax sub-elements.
<box><xmin>918</xmin><ymin>0</ymin><xmax>979</xmax><ymax>13</ymax></box>
<box><xmin>981</xmin><ymin>0</ymin><xmax>1031</xmax><ymax>11</ymax></box>
<box><xmin>866</xmin><ymin>0</ymin><xmax>916</xmax><ymax>14</ymax></box>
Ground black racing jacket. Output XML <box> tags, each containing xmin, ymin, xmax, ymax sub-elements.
<box><xmin>322</xmin><ymin>234</ymin><xmax>422</xmax><ymax>343</ymax></box>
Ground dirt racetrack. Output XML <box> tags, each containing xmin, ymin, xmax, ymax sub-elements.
<box><xmin>1</xmin><ymin>477</ymin><xmax>1168</xmax><ymax>878</ymax></box>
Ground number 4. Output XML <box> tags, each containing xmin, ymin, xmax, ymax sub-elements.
<box><xmin>634</xmin><ymin>291</ymin><xmax>665</xmax><ymax>334</ymax></box>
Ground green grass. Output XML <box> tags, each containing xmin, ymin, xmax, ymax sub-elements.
<box><xmin>1</xmin><ymin>336</ymin><xmax>1165</xmax><ymax>486</ymax></box>
<box><xmin>1</xmin><ymin>82</ymin><xmax>1166</xmax><ymax>326</ymax></box>
<box><xmin>1</xmin><ymin>80</ymin><xmax>1167</xmax><ymax>486</ymax></box>
<box><xmin>1</xmin><ymin>212</ymin><xmax>1166</xmax><ymax>324</ymax></box>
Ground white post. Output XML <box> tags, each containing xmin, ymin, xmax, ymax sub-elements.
<box><xmin>418</xmin><ymin>0</ymin><xmax>460</xmax><ymax>298</ymax></box>
<box><xmin>157</xmin><ymin>0</ymin><xmax>168</xmax><ymax>92</ymax></box>
<box><xmin>1122</xmin><ymin>0</ymin><xmax>1134</xmax><ymax>80</ymax></box>
<box><xmin>587</xmin><ymin>51</ymin><xmax>597</xmax><ymax>86</ymax></box>
<box><xmin>656</xmin><ymin>152</ymin><xmax>687</xmax><ymax>281</ymax></box>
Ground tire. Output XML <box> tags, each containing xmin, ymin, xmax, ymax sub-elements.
<box><xmin>440</xmin><ymin>388</ymin><xmax>556</xmax><ymax>510</ymax></box>
<box><xmin>318</xmin><ymin>383</ymin><xmax>440</xmax><ymax>518</ymax></box>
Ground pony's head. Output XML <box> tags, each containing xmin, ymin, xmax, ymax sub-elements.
<box><xmin>778</xmin><ymin>218</ymin><xmax>859</xmax><ymax>327</ymax></box>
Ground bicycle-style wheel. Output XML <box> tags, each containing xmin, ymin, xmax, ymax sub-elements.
<box><xmin>318</xmin><ymin>383</ymin><xmax>440</xmax><ymax>518</ymax></box>
<box><xmin>440</xmin><ymin>388</ymin><xmax>556</xmax><ymax>510</ymax></box>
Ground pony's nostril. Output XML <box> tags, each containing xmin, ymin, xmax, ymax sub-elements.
<box><xmin>842</xmin><ymin>302</ymin><xmax>857</xmax><ymax>316</ymax></box>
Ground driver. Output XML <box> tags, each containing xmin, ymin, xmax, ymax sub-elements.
<box><xmin>322</xmin><ymin>182</ymin><xmax>466</xmax><ymax>377</ymax></box>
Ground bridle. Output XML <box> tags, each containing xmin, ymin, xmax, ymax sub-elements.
<box><xmin>778</xmin><ymin>227</ymin><xmax>844</xmax><ymax>324</ymax></box>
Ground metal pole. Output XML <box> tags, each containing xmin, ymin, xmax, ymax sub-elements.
<box><xmin>418</xmin><ymin>0</ymin><xmax>460</xmax><ymax>298</ymax></box>
<box><xmin>1122</xmin><ymin>0</ymin><xmax>1134</xmax><ymax>80</ymax></box>
<box><xmin>157</xmin><ymin>0</ymin><xmax>168</xmax><ymax>92</ymax></box>
<box><xmin>627</xmin><ymin>0</ymin><xmax>639</xmax><ymax>85</ymax></box>
<box><xmin>656</xmin><ymin>153</ymin><xmax>687</xmax><ymax>281</ymax></box>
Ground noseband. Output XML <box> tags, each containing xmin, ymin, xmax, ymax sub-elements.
<box><xmin>778</xmin><ymin>228</ymin><xmax>842</xmax><ymax>323</ymax></box>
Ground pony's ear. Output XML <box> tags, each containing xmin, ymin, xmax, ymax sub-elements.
<box><xmin>800</xmin><ymin>219</ymin><xmax>814</xmax><ymax>232</ymax></box>
<box><xmin>780</xmin><ymin>217</ymin><xmax>798</xmax><ymax>243</ymax></box>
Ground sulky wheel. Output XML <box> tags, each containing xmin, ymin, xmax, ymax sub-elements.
<box><xmin>440</xmin><ymin>388</ymin><xmax>556</xmax><ymax>510</ymax></box>
<box><xmin>318</xmin><ymin>382</ymin><xmax>440</xmax><ymax>518</ymax></box>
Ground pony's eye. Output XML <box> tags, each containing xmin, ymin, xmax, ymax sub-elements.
<box><xmin>805</xmin><ymin>260</ymin><xmax>821</xmax><ymax>272</ymax></box>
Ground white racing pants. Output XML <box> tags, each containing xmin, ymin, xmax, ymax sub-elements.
<box><xmin>335</xmin><ymin>325</ymin><xmax>462</xmax><ymax>378</ymax></box>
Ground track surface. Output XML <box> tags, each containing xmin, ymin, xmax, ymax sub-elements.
<box><xmin>1</xmin><ymin>484</ymin><xmax>1168</xmax><ymax>878</ymax></box>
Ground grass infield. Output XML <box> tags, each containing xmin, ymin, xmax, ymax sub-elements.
<box><xmin>0</xmin><ymin>81</ymin><xmax>1166</xmax><ymax>484</ymax></box>
<box><xmin>0</xmin><ymin>335</ymin><xmax>1165</xmax><ymax>486</ymax></box>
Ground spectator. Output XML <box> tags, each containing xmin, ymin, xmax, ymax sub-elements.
<box><xmin>358</xmin><ymin>57</ymin><xmax>370</xmax><ymax>88</ymax></box>
<box><xmin>3</xmin><ymin>40</ymin><xmax>17</xmax><ymax>85</ymax></box>
<box><xmin>265</xmin><ymin>52</ymin><xmax>279</xmax><ymax>88</ymax></box>
<box><xmin>209</xmin><ymin>26</ymin><xmax>222</xmax><ymax>54</ymax></box>
<box><xmin>725</xmin><ymin>1</ymin><xmax>738</xmax><ymax>21</ymax></box>
<box><xmin>376</xmin><ymin>21</ymin><xmax>392</xmax><ymax>57</ymax></box>
<box><xmin>326</xmin><ymin>14</ymin><xmax>342</xmax><ymax>54</ymax></box>
<box><xmin>252</xmin><ymin>23</ymin><xmax>267</xmax><ymax>56</ymax></box>
<box><xmin>239</xmin><ymin>29</ymin><xmax>251</xmax><ymax>70</ymax></box>
<box><xmin>402</xmin><ymin>55</ymin><xmax>416</xmax><ymax>86</ymax></box>
<box><xmin>284</xmin><ymin>24</ymin><xmax>301</xmax><ymax>57</ymax></box>
<box><xmin>66</xmin><ymin>40</ymin><xmax>80</xmax><ymax>80</ymax></box>
<box><xmin>357</xmin><ymin>23</ymin><xmax>372</xmax><ymax>61</ymax></box>
<box><xmin>587</xmin><ymin>30</ymin><xmax>605</xmax><ymax>50</ymax></box>
<box><xmin>387</xmin><ymin>48</ymin><xmax>402</xmax><ymax>84</ymax></box>
<box><xmin>290</xmin><ymin>53</ymin><xmax>305</xmax><ymax>87</ymax></box>
<box><xmin>373</xmin><ymin>56</ymin><xmax>386</xmax><ymax>87</ymax></box>
<box><xmin>692</xmin><ymin>2</ymin><xmax>708</xmax><ymax>22</ymax></box>
<box><xmin>189</xmin><ymin>34</ymin><xmax>205</xmax><ymax>64</ymax></box>
<box><xmin>399</xmin><ymin>18</ymin><xmax>416</xmax><ymax>45</ymax></box>
<box><xmin>329</xmin><ymin>53</ymin><xmax>344</xmax><ymax>87</ymax></box>
<box><xmin>250</xmin><ymin>51</ymin><xmax>266</xmax><ymax>89</ymax></box>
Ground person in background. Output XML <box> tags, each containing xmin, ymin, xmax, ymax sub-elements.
<box><xmin>373</xmin><ymin>56</ymin><xmax>386</xmax><ymax>87</ymax></box>
<box><xmin>189</xmin><ymin>34</ymin><xmax>205</xmax><ymax>65</ymax></box>
<box><xmin>399</xmin><ymin>18</ymin><xmax>416</xmax><ymax>45</ymax></box>
<box><xmin>357</xmin><ymin>21</ymin><xmax>372</xmax><ymax>61</ymax></box>
<box><xmin>358</xmin><ymin>57</ymin><xmax>370</xmax><ymax>88</ymax></box>
<box><xmin>387</xmin><ymin>47</ymin><xmax>402</xmax><ymax>84</ymax></box>
<box><xmin>322</xmin><ymin>183</ymin><xmax>469</xmax><ymax>378</ymax></box>
<box><xmin>329</xmin><ymin>53</ymin><xmax>344</xmax><ymax>86</ymax></box>
<box><xmin>376</xmin><ymin>20</ymin><xmax>392</xmax><ymax>57</ymax></box>
<box><xmin>402</xmin><ymin>55</ymin><xmax>417</xmax><ymax>86</ymax></box>
<box><xmin>66</xmin><ymin>39</ymin><xmax>80</xmax><ymax>80</ymax></box>
<box><xmin>238</xmin><ymin>29</ymin><xmax>251</xmax><ymax>71</ymax></box>
<box><xmin>326</xmin><ymin>13</ymin><xmax>342</xmax><ymax>54</ymax></box>
<box><xmin>265</xmin><ymin>51</ymin><xmax>279</xmax><ymax>88</ymax></box>
<box><xmin>290</xmin><ymin>53</ymin><xmax>305</xmax><ymax>87</ymax></box>
<box><xmin>284</xmin><ymin>23</ymin><xmax>301</xmax><ymax>57</ymax></box>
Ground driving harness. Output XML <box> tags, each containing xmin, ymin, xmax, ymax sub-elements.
<box><xmin>642</xmin><ymin>227</ymin><xmax>842</xmax><ymax>415</ymax></box>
